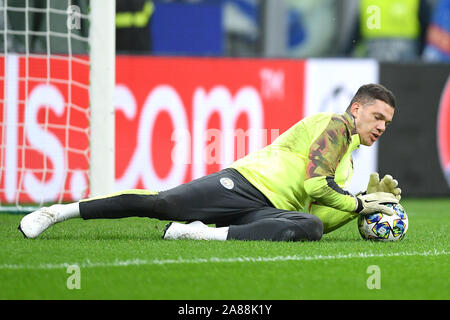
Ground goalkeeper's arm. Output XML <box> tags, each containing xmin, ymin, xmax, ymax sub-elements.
<box><xmin>304</xmin><ymin>117</ymin><xmax>359</xmax><ymax>213</ymax></box>
<box><xmin>304</xmin><ymin>118</ymin><xmax>398</xmax><ymax>215</ymax></box>
<box><xmin>304</xmin><ymin>176</ymin><xmax>398</xmax><ymax>216</ymax></box>
<box><xmin>304</xmin><ymin>175</ymin><xmax>357</xmax><ymax>212</ymax></box>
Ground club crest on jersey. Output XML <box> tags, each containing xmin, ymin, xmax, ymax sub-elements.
<box><xmin>220</xmin><ymin>177</ymin><xmax>234</xmax><ymax>190</ymax></box>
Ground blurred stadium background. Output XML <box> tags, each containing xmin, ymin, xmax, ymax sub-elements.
<box><xmin>0</xmin><ymin>0</ymin><xmax>449</xmax><ymax>214</ymax></box>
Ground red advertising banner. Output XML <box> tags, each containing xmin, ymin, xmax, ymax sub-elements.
<box><xmin>438</xmin><ymin>76</ymin><xmax>450</xmax><ymax>187</ymax></box>
<box><xmin>0</xmin><ymin>54</ymin><xmax>90</xmax><ymax>204</ymax></box>
<box><xmin>1</xmin><ymin>56</ymin><xmax>305</xmax><ymax>203</ymax></box>
<box><xmin>114</xmin><ymin>57</ymin><xmax>305</xmax><ymax>192</ymax></box>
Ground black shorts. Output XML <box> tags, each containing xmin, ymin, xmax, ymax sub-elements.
<box><xmin>80</xmin><ymin>168</ymin><xmax>309</xmax><ymax>225</ymax></box>
<box><xmin>79</xmin><ymin>168</ymin><xmax>323</xmax><ymax>241</ymax></box>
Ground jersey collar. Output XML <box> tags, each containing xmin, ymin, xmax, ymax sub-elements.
<box><xmin>342</xmin><ymin>111</ymin><xmax>360</xmax><ymax>151</ymax></box>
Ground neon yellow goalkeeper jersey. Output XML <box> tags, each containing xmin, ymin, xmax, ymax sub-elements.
<box><xmin>230</xmin><ymin>111</ymin><xmax>360</xmax><ymax>214</ymax></box>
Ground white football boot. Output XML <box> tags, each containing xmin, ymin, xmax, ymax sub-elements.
<box><xmin>162</xmin><ymin>220</ymin><xmax>228</xmax><ymax>241</ymax></box>
<box><xmin>18</xmin><ymin>207</ymin><xmax>60</xmax><ymax>239</ymax></box>
<box><xmin>163</xmin><ymin>221</ymin><xmax>208</xmax><ymax>240</ymax></box>
<box><xmin>185</xmin><ymin>220</ymin><xmax>209</xmax><ymax>229</ymax></box>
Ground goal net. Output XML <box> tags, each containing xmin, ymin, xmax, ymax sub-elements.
<box><xmin>0</xmin><ymin>0</ymin><xmax>115</xmax><ymax>213</ymax></box>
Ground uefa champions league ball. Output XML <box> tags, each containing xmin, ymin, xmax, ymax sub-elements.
<box><xmin>357</xmin><ymin>203</ymin><xmax>409</xmax><ymax>241</ymax></box>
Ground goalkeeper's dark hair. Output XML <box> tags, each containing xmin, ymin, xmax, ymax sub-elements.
<box><xmin>346</xmin><ymin>84</ymin><xmax>396</xmax><ymax>111</ymax></box>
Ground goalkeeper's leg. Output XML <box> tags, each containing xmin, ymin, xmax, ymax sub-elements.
<box><xmin>77</xmin><ymin>170</ymin><xmax>323</xmax><ymax>241</ymax></box>
<box><xmin>77</xmin><ymin>168</ymin><xmax>268</xmax><ymax>223</ymax></box>
<box><xmin>19</xmin><ymin>168</ymin><xmax>323</xmax><ymax>241</ymax></box>
<box><xmin>19</xmin><ymin>168</ymin><xmax>271</xmax><ymax>238</ymax></box>
<box><xmin>162</xmin><ymin>208</ymin><xmax>323</xmax><ymax>241</ymax></box>
<box><xmin>225</xmin><ymin>209</ymin><xmax>323</xmax><ymax>241</ymax></box>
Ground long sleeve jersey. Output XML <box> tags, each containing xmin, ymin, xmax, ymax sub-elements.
<box><xmin>230</xmin><ymin>111</ymin><xmax>360</xmax><ymax>214</ymax></box>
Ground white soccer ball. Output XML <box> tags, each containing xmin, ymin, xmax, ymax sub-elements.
<box><xmin>357</xmin><ymin>203</ymin><xmax>409</xmax><ymax>241</ymax></box>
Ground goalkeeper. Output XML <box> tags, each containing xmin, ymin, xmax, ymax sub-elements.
<box><xmin>19</xmin><ymin>84</ymin><xmax>402</xmax><ymax>241</ymax></box>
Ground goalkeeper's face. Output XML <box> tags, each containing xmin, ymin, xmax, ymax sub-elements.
<box><xmin>351</xmin><ymin>99</ymin><xmax>394</xmax><ymax>146</ymax></box>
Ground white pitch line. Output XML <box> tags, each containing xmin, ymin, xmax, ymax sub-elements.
<box><xmin>0</xmin><ymin>249</ymin><xmax>448</xmax><ymax>271</ymax></box>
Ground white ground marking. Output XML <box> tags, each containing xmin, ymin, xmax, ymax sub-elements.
<box><xmin>0</xmin><ymin>249</ymin><xmax>448</xmax><ymax>270</ymax></box>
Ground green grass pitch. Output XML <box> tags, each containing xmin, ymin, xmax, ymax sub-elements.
<box><xmin>0</xmin><ymin>198</ymin><xmax>448</xmax><ymax>300</ymax></box>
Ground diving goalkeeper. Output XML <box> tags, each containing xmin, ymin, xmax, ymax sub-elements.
<box><xmin>19</xmin><ymin>84</ymin><xmax>402</xmax><ymax>242</ymax></box>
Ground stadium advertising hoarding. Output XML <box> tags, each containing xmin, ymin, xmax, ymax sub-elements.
<box><xmin>438</xmin><ymin>77</ymin><xmax>450</xmax><ymax>189</ymax></box>
<box><xmin>0</xmin><ymin>56</ymin><xmax>306</xmax><ymax>202</ymax></box>
<box><xmin>0</xmin><ymin>55</ymin><xmax>90</xmax><ymax>204</ymax></box>
<box><xmin>6</xmin><ymin>56</ymin><xmax>445</xmax><ymax>203</ymax></box>
<box><xmin>113</xmin><ymin>57</ymin><xmax>379</xmax><ymax>194</ymax></box>
<box><xmin>113</xmin><ymin>57</ymin><xmax>305</xmax><ymax>192</ymax></box>
<box><xmin>379</xmin><ymin>64</ymin><xmax>450</xmax><ymax>197</ymax></box>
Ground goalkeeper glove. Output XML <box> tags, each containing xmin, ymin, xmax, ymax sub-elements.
<box><xmin>355</xmin><ymin>192</ymin><xmax>399</xmax><ymax>216</ymax></box>
<box><xmin>380</xmin><ymin>174</ymin><xmax>402</xmax><ymax>200</ymax></box>
<box><xmin>365</xmin><ymin>173</ymin><xmax>402</xmax><ymax>201</ymax></box>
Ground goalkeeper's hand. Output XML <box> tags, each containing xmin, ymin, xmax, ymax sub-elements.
<box><xmin>355</xmin><ymin>192</ymin><xmax>399</xmax><ymax>216</ymax></box>
<box><xmin>365</xmin><ymin>172</ymin><xmax>402</xmax><ymax>200</ymax></box>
